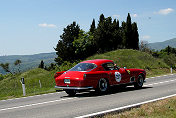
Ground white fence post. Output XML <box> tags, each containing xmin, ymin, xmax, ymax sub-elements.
<box><xmin>39</xmin><ymin>80</ymin><xmax>42</xmax><ymax>88</ymax></box>
<box><xmin>171</xmin><ymin>67</ymin><xmax>173</xmax><ymax>74</ymax></box>
<box><xmin>20</xmin><ymin>77</ymin><xmax>26</xmax><ymax>96</ymax></box>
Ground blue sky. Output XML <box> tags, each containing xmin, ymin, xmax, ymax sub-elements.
<box><xmin>0</xmin><ymin>0</ymin><xmax>176</xmax><ymax>55</ymax></box>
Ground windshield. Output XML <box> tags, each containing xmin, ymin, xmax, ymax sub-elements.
<box><xmin>68</xmin><ymin>63</ymin><xmax>96</xmax><ymax>71</ymax></box>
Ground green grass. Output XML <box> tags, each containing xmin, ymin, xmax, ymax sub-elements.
<box><xmin>103</xmin><ymin>96</ymin><xmax>176</xmax><ymax>118</ymax></box>
<box><xmin>0</xmin><ymin>49</ymin><xmax>174</xmax><ymax>100</ymax></box>
<box><xmin>88</xmin><ymin>49</ymin><xmax>172</xmax><ymax>77</ymax></box>
<box><xmin>0</xmin><ymin>61</ymin><xmax>77</xmax><ymax>100</ymax></box>
<box><xmin>88</xmin><ymin>49</ymin><xmax>168</xmax><ymax>69</ymax></box>
<box><xmin>0</xmin><ymin>68</ymin><xmax>56</xmax><ymax>100</ymax></box>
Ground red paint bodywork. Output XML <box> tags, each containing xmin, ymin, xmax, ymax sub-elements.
<box><xmin>55</xmin><ymin>59</ymin><xmax>146</xmax><ymax>89</ymax></box>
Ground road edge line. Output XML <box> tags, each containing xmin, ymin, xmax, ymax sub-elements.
<box><xmin>75</xmin><ymin>93</ymin><xmax>176</xmax><ymax>118</ymax></box>
<box><xmin>0</xmin><ymin>97</ymin><xmax>75</xmax><ymax>112</ymax></box>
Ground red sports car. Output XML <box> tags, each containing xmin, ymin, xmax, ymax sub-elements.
<box><xmin>55</xmin><ymin>59</ymin><xmax>146</xmax><ymax>96</ymax></box>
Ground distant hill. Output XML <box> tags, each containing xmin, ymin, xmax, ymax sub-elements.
<box><xmin>0</xmin><ymin>52</ymin><xmax>57</xmax><ymax>74</ymax></box>
<box><xmin>149</xmin><ymin>38</ymin><xmax>176</xmax><ymax>50</ymax></box>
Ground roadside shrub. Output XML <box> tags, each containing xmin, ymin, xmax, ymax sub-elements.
<box><xmin>161</xmin><ymin>54</ymin><xmax>176</xmax><ymax>67</ymax></box>
<box><xmin>0</xmin><ymin>74</ymin><xmax>4</xmax><ymax>81</ymax></box>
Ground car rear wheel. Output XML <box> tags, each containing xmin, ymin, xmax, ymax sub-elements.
<box><xmin>65</xmin><ymin>90</ymin><xmax>76</xmax><ymax>96</ymax></box>
<box><xmin>134</xmin><ymin>74</ymin><xmax>144</xmax><ymax>89</ymax></box>
<box><xmin>96</xmin><ymin>78</ymin><xmax>109</xmax><ymax>93</ymax></box>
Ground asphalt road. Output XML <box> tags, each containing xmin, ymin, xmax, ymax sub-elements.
<box><xmin>1</xmin><ymin>74</ymin><xmax>176</xmax><ymax>118</ymax></box>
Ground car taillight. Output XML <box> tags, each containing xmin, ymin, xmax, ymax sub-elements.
<box><xmin>54</xmin><ymin>73</ymin><xmax>59</xmax><ymax>78</ymax></box>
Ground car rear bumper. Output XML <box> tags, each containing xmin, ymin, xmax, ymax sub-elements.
<box><xmin>55</xmin><ymin>86</ymin><xmax>93</xmax><ymax>90</ymax></box>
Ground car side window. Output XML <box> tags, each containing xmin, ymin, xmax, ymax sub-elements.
<box><xmin>102</xmin><ymin>63</ymin><xmax>114</xmax><ymax>71</ymax></box>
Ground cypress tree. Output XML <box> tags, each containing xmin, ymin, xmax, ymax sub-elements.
<box><xmin>94</xmin><ymin>16</ymin><xmax>114</xmax><ymax>53</ymax></box>
<box><xmin>125</xmin><ymin>13</ymin><xmax>133</xmax><ymax>49</ymax></box>
<box><xmin>90</xmin><ymin>19</ymin><xmax>96</xmax><ymax>33</ymax></box>
<box><xmin>38</xmin><ymin>60</ymin><xmax>44</xmax><ymax>69</ymax></box>
<box><xmin>121</xmin><ymin>21</ymin><xmax>127</xmax><ymax>48</ymax></box>
<box><xmin>112</xmin><ymin>19</ymin><xmax>122</xmax><ymax>49</ymax></box>
<box><xmin>132</xmin><ymin>22</ymin><xmax>139</xmax><ymax>49</ymax></box>
<box><xmin>99</xmin><ymin>14</ymin><xmax>105</xmax><ymax>23</ymax></box>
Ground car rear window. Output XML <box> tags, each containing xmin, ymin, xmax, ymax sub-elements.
<box><xmin>68</xmin><ymin>63</ymin><xmax>96</xmax><ymax>71</ymax></box>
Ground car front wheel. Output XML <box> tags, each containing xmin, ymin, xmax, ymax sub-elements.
<box><xmin>134</xmin><ymin>74</ymin><xmax>144</xmax><ymax>89</ymax></box>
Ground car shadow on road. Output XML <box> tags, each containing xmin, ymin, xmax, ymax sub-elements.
<box><xmin>62</xmin><ymin>86</ymin><xmax>152</xmax><ymax>98</ymax></box>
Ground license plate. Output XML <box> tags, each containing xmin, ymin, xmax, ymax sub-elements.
<box><xmin>64</xmin><ymin>79</ymin><xmax>70</xmax><ymax>84</ymax></box>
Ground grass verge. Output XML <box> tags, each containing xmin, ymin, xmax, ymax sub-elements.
<box><xmin>0</xmin><ymin>68</ymin><xmax>56</xmax><ymax>100</ymax></box>
<box><xmin>103</xmin><ymin>96</ymin><xmax>176</xmax><ymax>118</ymax></box>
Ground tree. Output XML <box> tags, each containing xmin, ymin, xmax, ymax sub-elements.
<box><xmin>90</xmin><ymin>19</ymin><xmax>96</xmax><ymax>33</ymax></box>
<box><xmin>122</xmin><ymin>13</ymin><xmax>139</xmax><ymax>49</ymax></box>
<box><xmin>160</xmin><ymin>45</ymin><xmax>176</xmax><ymax>55</ymax></box>
<box><xmin>54</xmin><ymin>13</ymin><xmax>140</xmax><ymax>64</ymax></box>
<box><xmin>99</xmin><ymin>14</ymin><xmax>105</xmax><ymax>23</ymax></box>
<box><xmin>38</xmin><ymin>60</ymin><xmax>44</xmax><ymax>69</ymax></box>
<box><xmin>94</xmin><ymin>14</ymin><xmax>124</xmax><ymax>53</ymax></box>
<box><xmin>139</xmin><ymin>40</ymin><xmax>150</xmax><ymax>52</ymax></box>
<box><xmin>120</xmin><ymin>21</ymin><xmax>127</xmax><ymax>48</ymax></box>
<box><xmin>124</xmin><ymin>13</ymin><xmax>133</xmax><ymax>49</ymax></box>
<box><xmin>73</xmin><ymin>30</ymin><xmax>95</xmax><ymax>59</ymax></box>
<box><xmin>112</xmin><ymin>19</ymin><xmax>123</xmax><ymax>49</ymax></box>
<box><xmin>0</xmin><ymin>63</ymin><xmax>13</xmax><ymax>74</ymax></box>
<box><xmin>94</xmin><ymin>16</ymin><xmax>114</xmax><ymax>53</ymax></box>
<box><xmin>166</xmin><ymin>45</ymin><xmax>171</xmax><ymax>55</ymax></box>
<box><xmin>131</xmin><ymin>22</ymin><xmax>139</xmax><ymax>49</ymax></box>
<box><xmin>44</xmin><ymin>63</ymin><xmax>56</xmax><ymax>71</ymax></box>
<box><xmin>55</xmin><ymin>21</ymin><xmax>80</xmax><ymax>65</ymax></box>
<box><xmin>14</xmin><ymin>59</ymin><xmax>22</xmax><ymax>73</ymax></box>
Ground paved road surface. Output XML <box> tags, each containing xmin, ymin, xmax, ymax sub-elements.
<box><xmin>0</xmin><ymin>74</ymin><xmax>176</xmax><ymax>118</ymax></box>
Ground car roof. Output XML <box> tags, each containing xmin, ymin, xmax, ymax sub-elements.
<box><xmin>81</xmin><ymin>59</ymin><xmax>114</xmax><ymax>66</ymax></box>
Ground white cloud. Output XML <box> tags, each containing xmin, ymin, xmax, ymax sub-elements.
<box><xmin>112</xmin><ymin>14</ymin><xmax>120</xmax><ymax>19</ymax></box>
<box><xmin>142</xmin><ymin>35</ymin><xmax>151</xmax><ymax>39</ymax></box>
<box><xmin>132</xmin><ymin>14</ymin><xmax>138</xmax><ymax>17</ymax></box>
<box><xmin>38</xmin><ymin>23</ymin><xmax>57</xmax><ymax>28</ymax></box>
<box><xmin>155</xmin><ymin>8</ymin><xmax>174</xmax><ymax>15</ymax></box>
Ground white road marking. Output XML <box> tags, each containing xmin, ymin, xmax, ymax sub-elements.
<box><xmin>145</xmin><ymin>73</ymin><xmax>175</xmax><ymax>80</ymax></box>
<box><xmin>156</xmin><ymin>76</ymin><xmax>161</xmax><ymax>78</ymax></box>
<box><xmin>144</xmin><ymin>79</ymin><xmax>176</xmax><ymax>86</ymax></box>
<box><xmin>0</xmin><ymin>98</ymin><xmax>75</xmax><ymax>112</ymax></box>
<box><xmin>75</xmin><ymin>93</ymin><xmax>176</xmax><ymax>118</ymax></box>
<box><xmin>1</xmin><ymin>91</ymin><xmax>64</xmax><ymax>102</ymax></box>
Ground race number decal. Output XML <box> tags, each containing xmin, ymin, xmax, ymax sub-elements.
<box><xmin>115</xmin><ymin>72</ymin><xmax>121</xmax><ymax>82</ymax></box>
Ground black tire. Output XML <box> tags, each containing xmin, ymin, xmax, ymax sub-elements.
<box><xmin>120</xmin><ymin>84</ymin><xmax>127</xmax><ymax>89</ymax></box>
<box><xmin>134</xmin><ymin>74</ymin><xmax>144</xmax><ymax>89</ymax></box>
<box><xmin>96</xmin><ymin>78</ymin><xmax>109</xmax><ymax>93</ymax></box>
<box><xmin>65</xmin><ymin>90</ymin><xmax>76</xmax><ymax>96</ymax></box>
